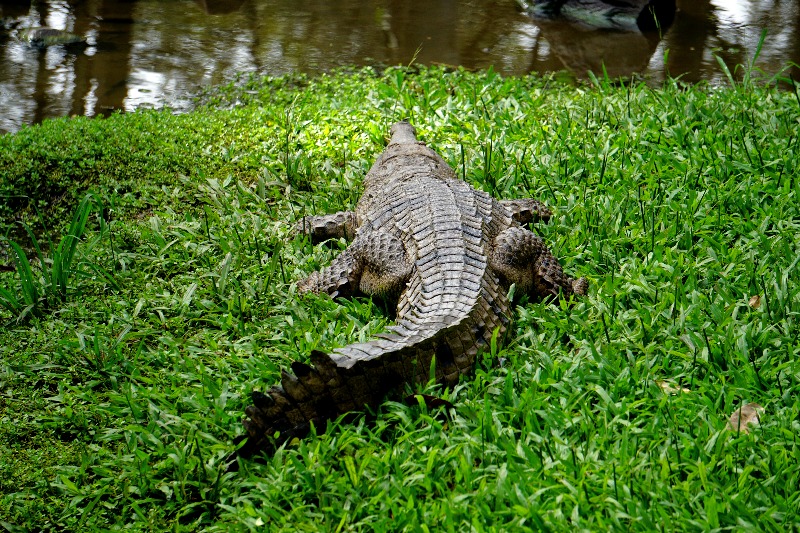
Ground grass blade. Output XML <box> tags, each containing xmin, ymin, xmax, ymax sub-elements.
<box><xmin>715</xmin><ymin>55</ymin><xmax>736</xmax><ymax>86</ymax></box>
<box><xmin>0</xmin><ymin>284</ymin><xmax>22</xmax><ymax>315</ymax></box>
<box><xmin>8</xmin><ymin>240</ymin><xmax>40</xmax><ymax>310</ymax></box>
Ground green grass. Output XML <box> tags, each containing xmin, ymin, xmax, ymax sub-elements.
<box><xmin>0</xmin><ymin>193</ymin><xmax>118</xmax><ymax>320</ymax></box>
<box><xmin>1</xmin><ymin>65</ymin><xmax>799</xmax><ymax>531</ymax></box>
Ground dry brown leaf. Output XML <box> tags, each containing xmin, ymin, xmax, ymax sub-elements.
<box><xmin>748</xmin><ymin>295</ymin><xmax>761</xmax><ymax>309</ymax></box>
<box><xmin>727</xmin><ymin>403</ymin><xmax>764</xmax><ymax>434</ymax></box>
<box><xmin>655</xmin><ymin>380</ymin><xmax>690</xmax><ymax>395</ymax></box>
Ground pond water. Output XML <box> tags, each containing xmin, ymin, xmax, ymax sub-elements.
<box><xmin>1</xmin><ymin>0</ymin><xmax>798</xmax><ymax>134</ymax></box>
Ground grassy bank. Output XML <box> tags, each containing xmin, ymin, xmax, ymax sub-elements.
<box><xmin>1</xmin><ymin>66</ymin><xmax>799</xmax><ymax>531</ymax></box>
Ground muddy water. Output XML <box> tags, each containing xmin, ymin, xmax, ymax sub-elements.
<box><xmin>1</xmin><ymin>0</ymin><xmax>798</xmax><ymax>134</ymax></box>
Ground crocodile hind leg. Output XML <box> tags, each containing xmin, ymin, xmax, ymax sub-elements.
<box><xmin>354</xmin><ymin>230</ymin><xmax>412</xmax><ymax>300</ymax></box>
<box><xmin>297</xmin><ymin>244</ymin><xmax>361</xmax><ymax>299</ymax></box>
<box><xmin>491</xmin><ymin>226</ymin><xmax>587</xmax><ymax>299</ymax></box>
<box><xmin>298</xmin><ymin>229</ymin><xmax>411</xmax><ymax>301</ymax></box>
<box><xmin>239</xmin><ymin>231</ymin><xmax>412</xmax><ymax>462</ymax></box>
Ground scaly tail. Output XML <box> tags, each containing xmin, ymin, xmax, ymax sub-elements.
<box><xmin>233</xmin><ymin>348</ymin><xmax>395</xmax><ymax>462</ymax></box>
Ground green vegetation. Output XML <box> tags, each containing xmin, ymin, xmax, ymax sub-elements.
<box><xmin>0</xmin><ymin>194</ymin><xmax>118</xmax><ymax>320</ymax></box>
<box><xmin>1</xmin><ymin>65</ymin><xmax>799</xmax><ymax>531</ymax></box>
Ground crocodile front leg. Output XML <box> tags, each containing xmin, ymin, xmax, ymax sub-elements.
<box><xmin>295</xmin><ymin>211</ymin><xmax>358</xmax><ymax>244</ymax></box>
<box><xmin>491</xmin><ymin>226</ymin><xmax>587</xmax><ymax>299</ymax></box>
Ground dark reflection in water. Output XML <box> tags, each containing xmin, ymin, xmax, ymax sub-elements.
<box><xmin>1</xmin><ymin>0</ymin><xmax>798</xmax><ymax>134</ymax></box>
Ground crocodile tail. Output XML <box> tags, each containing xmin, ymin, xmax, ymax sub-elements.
<box><xmin>235</xmin><ymin>349</ymin><xmax>392</xmax><ymax>461</ymax></box>
<box><xmin>235</xmin><ymin>317</ymin><xmax>483</xmax><ymax>461</ymax></box>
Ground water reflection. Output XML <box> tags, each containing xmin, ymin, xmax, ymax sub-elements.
<box><xmin>1</xmin><ymin>0</ymin><xmax>798</xmax><ymax>134</ymax></box>
<box><xmin>530</xmin><ymin>19</ymin><xmax>664</xmax><ymax>78</ymax></box>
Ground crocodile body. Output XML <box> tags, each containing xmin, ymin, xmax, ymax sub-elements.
<box><xmin>238</xmin><ymin>121</ymin><xmax>586</xmax><ymax>458</ymax></box>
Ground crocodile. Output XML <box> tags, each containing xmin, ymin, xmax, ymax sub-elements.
<box><xmin>236</xmin><ymin>120</ymin><xmax>586</xmax><ymax>459</ymax></box>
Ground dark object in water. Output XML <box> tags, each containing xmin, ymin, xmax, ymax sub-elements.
<box><xmin>18</xmin><ymin>27</ymin><xmax>87</xmax><ymax>48</ymax></box>
<box><xmin>525</xmin><ymin>0</ymin><xmax>676</xmax><ymax>32</ymax></box>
